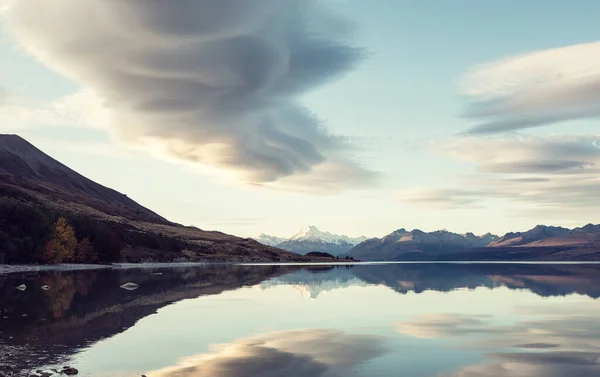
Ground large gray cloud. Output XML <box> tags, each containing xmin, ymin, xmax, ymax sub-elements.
<box><xmin>146</xmin><ymin>329</ymin><xmax>387</xmax><ymax>377</ymax></box>
<box><xmin>461</xmin><ymin>41</ymin><xmax>600</xmax><ymax>134</ymax></box>
<box><xmin>1</xmin><ymin>0</ymin><xmax>377</xmax><ymax>191</ymax></box>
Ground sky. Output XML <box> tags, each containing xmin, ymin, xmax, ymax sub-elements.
<box><xmin>0</xmin><ymin>0</ymin><xmax>599</xmax><ymax>238</ymax></box>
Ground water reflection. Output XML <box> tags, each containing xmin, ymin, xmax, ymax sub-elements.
<box><xmin>400</xmin><ymin>312</ymin><xmax>600</xmax><ymax>376</ymax></box>
<box><xmin>1</xmin><ymin>263</ymin><xmax>600</xmax><ymax>376</ymax></box>
<box><xmin>0</xmin><ymin>265</ymin><xmax>298</xmax><ymax>372</ymax></box>
<box><xmin>147</xmin><ymin>330</ymin><xmax>386</xmax><ymax>377</ymax></box>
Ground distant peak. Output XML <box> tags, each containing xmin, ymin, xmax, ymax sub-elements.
<box><xmin>288</xmin><ymin>226</ymin><xmax>366</xmax><ymax>245</ymax></box>
<box><xmin>292</xmin><ymin>225</ymin><xmax>326</xmax><ymax>239</ymax></box>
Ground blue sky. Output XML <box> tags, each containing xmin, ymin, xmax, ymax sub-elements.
<box><xmin>1</xmin><ymin>1</ymin><xmax>599</xmax><ymax>238</ymax></box>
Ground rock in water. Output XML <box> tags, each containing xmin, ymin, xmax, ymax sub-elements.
<box><xmin>15</xmin><ymin>284</ymin><xmax>26</xmax><ymax>291</ymax></box>
<box><xmin>120</xmin><ymin>282</ymin><xmax>139</xmax><ymax>291</ymax></box>
<box><xmin>41</xmin><ymin>285</ymin><xmax>50</xmax><ymax>291</ymax></box>
<box><xmin>62</xmin><ymin>367</ymin><xmax>78</xmax><ymax>375</ymax></box>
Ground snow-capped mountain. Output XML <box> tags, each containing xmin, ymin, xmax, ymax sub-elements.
<box><xmin>255</xmin><ymin>233</ymin><xmax>287</xmax><ymax>247</ymax></box>
<box><xmin>289</xmin><ymin>225</ymin><xmax>367</xmax><ymax>245</ymax></box>
<box><xmin>254</xmin><ymin>225</ymin><xmax>367</xmax><ymax>256</ymax></box>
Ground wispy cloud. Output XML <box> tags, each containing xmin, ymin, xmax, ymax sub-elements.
<box><xmin>397</xmin><ymin>188</ymin><xmax>485</xmax><ymax>209</ymax></box>
<box><xmin>398</xmin><ymin>135</ymin><xmax>600</xmax><ymax>221</ymax></box>
<box><xmin>461</xmin><ymin>41</ymin><xmax>600</xmax><ymax>134</ymax></box>
<box><xmin>1</xmin><ymin>0</ymin><xmax>376</xmax><ymax>193</ymax></box>
<box><xmin>396</xmin><ymin>313</ymin><xmax>496</xmax><ymax>338</ymax></box>
<box><xmin>0</xmin><ymin>89</ymin><xmax>110</xmax><ymax>131</ymax></box>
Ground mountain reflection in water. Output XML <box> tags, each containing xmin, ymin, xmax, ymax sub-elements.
<box><xmin>1</xmin><ymin>263</ymin><xmax>600</xmax><ymax>376</ymax></box>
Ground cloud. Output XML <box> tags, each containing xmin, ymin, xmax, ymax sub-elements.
<box><xmin>0</xmin><ymin>89</ymin><xmax>110</xmax><ymax>131</ymax></box>
<box><xmin>399</xmin><ymin>310</ymin><xmax>600</xmax><ymax>377</ymax></box>
<box><xmin>396</xmin><ymin>314</ymin><xmax>497</xmax><ymax>339</ymax></box>
<box><xmin>443</xmin><ymin>353</ymin><xmax>600</xmax><ymax>377</ymax></box>
<box><xmin>399</xmin><ymin>135</ymin><xmax>600</xmax><ymax>221</ymax></box>
<box><xmin>461</xmin><ymin>41</ymin><xmax>600</xmax><ymax>133</ymax></box>
<box><xmin>145</xmin><ymin>329</ymin><xmax>387</xmax><ymax>377</ymax></box>
<box><xmin>1</xmin><ymin>0</ymin><xmax>376</xmax><ymax>192</ymax></box>
<box><xmin>397</xmin><ymin>188</ymin><xmax>485</xmax><ymax>209</ymax></box>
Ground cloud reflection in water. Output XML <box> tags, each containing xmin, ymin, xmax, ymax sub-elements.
<box><xmin>146</xmin><ymin>329</ymin><xmax>387</xmax><ymax>377</ymax></box>
<box><xmin>397</xmin><ymin>310</ymin><xmax>600</xmax><ymax>377</ymax></box>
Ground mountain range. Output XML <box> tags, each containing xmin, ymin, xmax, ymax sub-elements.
<box><xmin>348</xmin><ymin>225</ymin><xmax>600</xmax><ymax>261</ymax></box>
<box><xmin>0</xmin><ymin>134</ymin><xmax>327</xmax><ymax>264</ymax></box>
<box><xmin>488</xmin><ymin>224</ymin><xmax>600</xmax><ymax>248</ymax></box>
<box><xmin>256</xmin><ymin>225</ymin><xmax>367</xmax><ymax>256</ymax></box>
<box><xmin>348</xmin><ymin>229</ymin><xmax>499</xmax><ymax>261</ymax></box>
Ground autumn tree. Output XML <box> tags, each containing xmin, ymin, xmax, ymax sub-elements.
<box><xmin>43</xmin><ymin>217</ymin><xmax>77</xmax><ymax>263</ymax></box>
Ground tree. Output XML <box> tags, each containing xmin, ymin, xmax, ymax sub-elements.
<box><xmin>75</xmin><ymin>238</ymin><xmax>97</xmax><ymax>263</ymax></box>
<box><xmin>42</xmin><ymin>239</ymin><xmax>58</xmax><ymax>264</ymax></box>
<box><xmin>94</xmin><ymin>229</ymin><xmax>123</xmax><ymax>263</ymax></box>
<box><xmin>45</xmin><ymin>217</ymin><xmax>77</xmax><ymax>263</ymax></box>
<box><xmin>0</xmin><ymin>197</ymin><xmax>53</xmax><ymax>263</ymax></box>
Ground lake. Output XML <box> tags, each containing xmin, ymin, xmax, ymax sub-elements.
<box><xmin>1</xmin><ymin>263</ymin><xmax>600</xmax><ymax>377</ymax></box>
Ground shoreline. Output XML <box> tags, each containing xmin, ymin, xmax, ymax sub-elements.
<box><xmin>2</xmin><ymin>260</ymin><xmax>600</xmax><ymax>275</ymax></box>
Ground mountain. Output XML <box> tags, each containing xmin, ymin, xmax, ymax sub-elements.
<box><xmin>255</xmin><ymin>234</ymin><xmax>287</xmax><ymax>247</ymax></box>
<box><xmin>289</xmin><ymin>225</ymin><xmax>368</xmax><ymax>245</ymax></box>
<box><xmin>350</xmin><ymin>224</ymin><xmax>600</xmax><ymax>261</ymax></box>
<box><xmin>489</xmin><ymin>224</ymin><xmax>600</xmax><ymax>247</ymax></box>
<box><xmin>0</xmin><ymin>134</ymin><xmax>325</xmax><ymax>264</ymax></box>
<box><xmin>0</xmin><ymin>134</ymin><xmax>166</xmax><ymax>223</ymax></box>
<box><xmin>348</xmin><ymin>229</ymin><xmax>499</xmax><ymax>261</ymax></box>
<box><xmin>255</xmin><ymin>225</ymin><xmax>367</xmax><ymax>256</ymax></box>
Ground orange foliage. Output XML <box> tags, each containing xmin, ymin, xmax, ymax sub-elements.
<box><xmin>43</xmin><ymin>217</ymin><xmax>78</xmax><ymax>264</ymax></box>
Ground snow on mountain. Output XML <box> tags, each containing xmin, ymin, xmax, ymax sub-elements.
<box><xmin>254</xmin><ymin>225</ymin><xmax>367</xmax><ymax>256</ymax></box>
<box><xmin>289</xmin><ymin>225</ymin><xmax>367</xmax><ymax>245</ymax></box>
<box><xmin>255</xmin><ymin>233</ymin><xmax>286</xmax><ymax>247</ymax></box>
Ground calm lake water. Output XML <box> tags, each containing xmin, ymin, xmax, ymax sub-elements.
<box><xmin>2</xmin><ymin>263</ymin><xmax>600</xmax><ymax>377</ymax></box>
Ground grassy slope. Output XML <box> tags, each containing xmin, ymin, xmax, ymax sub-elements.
<box><xmin>0</xmin><ymin>177</ymin><xmax>328</xmax><ymax>263</ymax></box>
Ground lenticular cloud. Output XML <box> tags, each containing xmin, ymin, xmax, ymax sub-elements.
<box><xmin>2</xmin><ymin>0</ymin><xmax>376</xmax><ymax>191</ymax></box>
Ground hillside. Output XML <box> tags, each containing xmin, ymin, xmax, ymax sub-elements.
<box><xmin>0</xmin><ymin>134</ymin><xmax>326</xmax><ymax>264</ymax></box>
<box><xmin>0</xmin><ymin>134</ymin><xmax>167</xmax><ymax>224</ymax></box>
